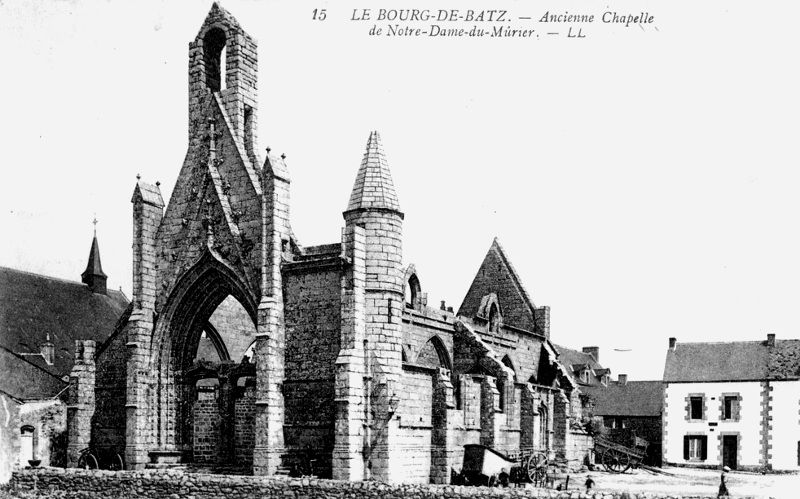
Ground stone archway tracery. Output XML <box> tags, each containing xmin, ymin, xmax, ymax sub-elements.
<box><xmin>150</xmin><ymin>250</ymin><xmax>258</xmax><ymax>461</ymax></box>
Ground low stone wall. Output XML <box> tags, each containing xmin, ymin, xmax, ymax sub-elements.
<box><xmin>8</xmin><ymin>467</ymin><xmax>738</xmax><ymax>499</ymax></box>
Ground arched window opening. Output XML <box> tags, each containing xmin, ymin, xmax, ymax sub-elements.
<box><xmin>19</xmin><ymin>426</ymin><xmax>35</xmax><ymax>465</ymax></box>
<box><xmin>192</xmin><ymin>294</ymin><xmax>257</xmax><ymax>365</ymax></box>
<box><xmin>195</xmin><ymin>377</ymin><xmax>219</xmax><ymax>401</ymax></box>
<box><xmin>537</xmin><ymin>405</ymin><xmax>549</xmax><ymax>450</ymax></box>
<box><xmin>488</xmin><ymin>303</ymin><xmax>500</xmax><ymax>333</ymax></box>
<box><xmin>203</xmin><ymin>28</ymin><xmax>227</xmax><ymax>92</ymax></box>
<box><xmin>242</xmin><ymin>341</ymin><xmax>255</xmax><ymax>363</ymax></box>
<box><xmin>498</xmin><ymin>355</ymin><xmax>516</xmax><ymax>413</ymax></box>
<box><xmin>219</xmin><ymin>44</ymin><xmax>227</xmax><ymax>90</ymax></box>
<box><xmin>405</xmin><ymin>273</ymin><xmax>421</xmax><ymax>309</ymax></box>
<box><xmin>235</xmin><ymin>376</ymin><xmax>255</xmax><ymax>398</ymax></box>
<box><xmin>416</xmin><ymin>336</ymin><xmax>451</xmax><ymax>371</ymax></box>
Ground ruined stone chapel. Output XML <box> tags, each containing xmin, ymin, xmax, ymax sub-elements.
<box><xmin>67</xmin><ymin>3</ymin><xmax>592</xmax><ymax>484</ymax></box>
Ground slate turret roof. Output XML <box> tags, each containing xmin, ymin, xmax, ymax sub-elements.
<box><xmin>345</xmin><ymin>131</ymin><xmax>402</xmax><ymax>214</ymax></box>
<box><xmin>81</xmin><ymin>236</ymin><xmax>107</xmax><ymax>282</ymax></box>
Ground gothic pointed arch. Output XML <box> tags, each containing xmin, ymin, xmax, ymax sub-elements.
<box><xmin>501</xmin><ymin>354</ymin><xmax>517</xmax><ymax>382</ymax></box>
<box><xmin>150</xmin><ymin>249</ymin><xmax>258</xmax><ymax>452</ymax></box>
<box><xmin>153</xmin><ymin>249</ymin><xmax>257</xmax><ymax>370</ymax></box>
<box><xmin>403</xmin><ymin>264</ymin><xmax>422</xmax><ymax>310</ymax></box>
<box><xmin>415</xmin><ymin>334</ymin><xmax>452</xmax><ymax>371</ymax></box>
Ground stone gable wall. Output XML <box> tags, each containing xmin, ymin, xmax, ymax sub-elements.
<box><xmin>459</xmin><ymin>249</ymin><xmax>536</xmax><ymax>333</ymax></box>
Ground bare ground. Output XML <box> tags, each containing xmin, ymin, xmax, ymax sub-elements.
<box><xmin>552</xmin><ymin>466</ymin><xmax>799</xmax><ymax>498</ymax></box>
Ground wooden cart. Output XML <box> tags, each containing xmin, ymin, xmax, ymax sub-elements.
<box><xmin>459</xmin><ymin>444</ymin><xmax>549</xmax><ymax>486</ymax></box>
<box><xmin>594</xmin><ymin>434</ymin><xmax>648</xmax><ymax>473</ymax></box>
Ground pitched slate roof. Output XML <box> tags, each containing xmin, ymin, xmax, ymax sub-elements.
<box><xmin>553</xmin><ymin>343</ymin><xmax>607</xmax><ymax>386</ymax></box>
<box><xmin>131</xmin><ymin>179</ymin><xmax>165</xmax><ymax>207</ymax></box>
<box><xmin>0</xmin><ymin>267</ymin><xmax>128</xmax><ymax>379</ymax></box>
<box><xmin>583</xmin><ymin>381</ymin><xmax>663</xmax><ymax>417</ymax></box>
<box><xmin>0</xmin><ymin>347</ymin><xmax>67</xmax><ymax>401</ymax></box>
<box><xmin>345</xmin><ymin>131</ymin><xmax>402</xmax><ymax>214</ymax></box>
<box><xmin>663</xmin><ymin>340</ymin><xmax>769</xmax><ymax>382</ymax></box>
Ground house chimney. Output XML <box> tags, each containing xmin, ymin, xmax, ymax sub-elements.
<box><xmin>618</xmin><ymin>374</ymin><xmax>628</xmax><ymax>385</ymax></box>
<box><xmin>40</xmin><ymin>333</ymin><xmax>54</xmax><ymax>366</ymax></box>
<box><xmin>669</xmin><ymin>337</ymin><xmax>677</xmax><ymax>350</ymax></box>
<box><xmin>767</xmin><ymin>333</ymin><xmax>776</xmax><ymax>347</ymax></box>
<box><xmin>440</xmin><ymin>300</ymin><xmax>447</xmax><ymax>311</ymax></box>
<box><xmin>582</xmin><ymin>346</ymin><xmax>599</xmax><ymax>362</ymax></box>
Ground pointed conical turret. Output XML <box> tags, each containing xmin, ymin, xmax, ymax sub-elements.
<box><xmin>81</xmin><ymin>235</ymin><xmax>107</xmax><ymax>295</ymax></box>
<box><xmin>341</xmin><ymin>131</ymin><xmax>405</xmax><ymax>482</ymax></box>
<box><xmin>345</xmin><ymin>131</ymin><xmax>402</xmax><ymax>215</ymax></box>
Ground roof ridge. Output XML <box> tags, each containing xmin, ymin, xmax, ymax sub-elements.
<box><xmin>676</xmin><ymin>340</ymin><xmax>766</xmax><ymax>346</ymax></box>
<box><xmin>0</xmin><ymin>345</ymin><xmax>67</xmax><ymax>383</ymax></box>
<box><xmin>0</xmin><ymin>266</ymin><xmax>87</xmax><ymax>287</ymax></box>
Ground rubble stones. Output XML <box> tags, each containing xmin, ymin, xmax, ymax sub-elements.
<box><xmin>9</xmin><ymin>468</ymin><xmax>742</xmax><ymax>499</ymax></box>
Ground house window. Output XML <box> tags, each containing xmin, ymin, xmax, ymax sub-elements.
<box><xmin>683</xmin><ymin>435</ymin><xmax>708</xmax><ymax>461</ymax></box>
<box><xmin>690</xmin><ymin>396</ymin><xmax>704</xmax><ymax>420</ymax></box>
<box><xmin>604</xmin><ymin>416</ymin><xmax>626</xmax><ymax>429</ymax></box>
<box><xmin>722</xmin><ymin>396</ymin><xmax>738</xmax><ymax>420</ymax></box>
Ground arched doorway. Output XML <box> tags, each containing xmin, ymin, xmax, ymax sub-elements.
<box><xmin>19</xmin><ymin>426</ymin><xmax>34</xmax><ymax>466</ymax></box>
<box><xmin>150</xmin><ymin>253</ymin><xmax>259</xmax><ymax>468</ymax></box>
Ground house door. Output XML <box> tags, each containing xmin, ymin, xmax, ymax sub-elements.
<box><xmin>19</xmin><ymin>427</ymin><xmax>34</xmax><ymax>465</ymax></box>
<box><xmin>722</xmin><ymin>435</ymin><xmax>737</xmax><ymax>470</ymax></box>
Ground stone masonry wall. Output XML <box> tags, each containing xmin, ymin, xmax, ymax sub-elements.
<box><xmin>283</xmin><ymin>269</ymin><xmax>341</xmax><ymax>380</ymax></box>
<box><xmin>398</xmin><ymin>369</ymin><xmax>433</xmax><ymax>428</ymax></box>
<box><xmin>18</xmin><ymin>401</ymin><xmax>66</xmax><ymax>468</ymax></box>
<box><xmin>192</xmin><ymin>396</ymin><xmax>219</xmax><ymax>464</ymax></box>
<box><xmin>92</xmin><ymin>326</ymin><xmax>128</xmax><ymax>453</ymax></box>
<box><xmin>396</xmin><ymin>368</ymin><xmax>434</xmax><ymax>483</ymax></box>
<box><xmin>282</xmin><ymin>267</ymin><xmax>342</xmax><ymax>477</ymax></box>
<box><xmin>9</xmin><ymin>467</ymin><xmax>731</xmax><ymax>499</ymax></box>
<box><xmin>234</xmin><ymin>386</ymin><xmax>255</xmax><ymax>466</ymax></box>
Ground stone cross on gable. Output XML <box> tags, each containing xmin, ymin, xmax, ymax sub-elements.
<box><xmin>205</xmin><ymin>118</ymin><xmax>223</xmax><ymax>153</ymax></box>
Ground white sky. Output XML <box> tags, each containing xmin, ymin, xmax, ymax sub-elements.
<box><xmin>1</xmin><ymin>0</ymin><xmax>798</xmax><ymax>381</ymax></box>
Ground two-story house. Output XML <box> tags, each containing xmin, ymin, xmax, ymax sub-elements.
<box><xmin>662</xmin><ymin>334</ymin><xmax>800</xmax><ymax>471</ymax></box>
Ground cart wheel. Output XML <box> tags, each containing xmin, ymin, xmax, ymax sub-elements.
<box><xmin>526</xmin><ymin>452</ymin><xmax>548</xmax><ymax>483</ymax></box>
<box><xmin>108</xmin><ymin>453</ymin><xmax>124</xmax><ymax>471</ymax></box>
<box><xmin>602</xmin><ymin>448</ymin><xmax>631</xmax><ymax>473</ymax></box>
<box><xmin>77</xmin><ymin>453</ymin><xmax>98</xmax><ymax>470</ymax></box>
